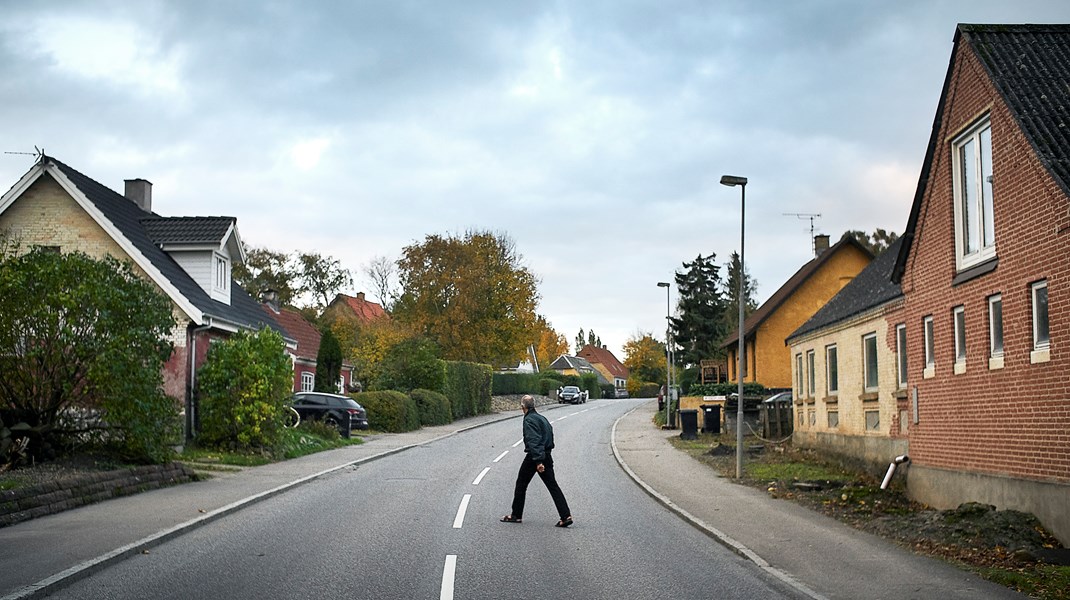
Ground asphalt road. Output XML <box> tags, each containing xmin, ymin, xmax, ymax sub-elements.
<box><xmin>47</xmin><ymin>399</ymin><xmax>809</xmax><ymax>599</ymax></box>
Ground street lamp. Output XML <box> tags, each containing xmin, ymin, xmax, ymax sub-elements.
<box><xmin>720</xmin><ymin>174</ymin><xmax>747</xmax><ymax>479</ymax></box>
<box><xmin>657</xmin><ymin>282</ymin><xmax>672</xmax><ymax>428</ymax></box>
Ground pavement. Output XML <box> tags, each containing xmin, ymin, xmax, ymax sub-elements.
<box><xmin>0</xmin><ymin>399</ymin><xmax>1026</xmax><ymax>600</ymax></box>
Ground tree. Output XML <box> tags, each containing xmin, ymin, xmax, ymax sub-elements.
<box><xmin>841</xmin><ymin>229</ymin><xmax>899</xmax><ymax>255</ymax></box>
<box><xmin>670</xmin><ymin>254</ymin><xmax>728</xmax><ymax>366</ymax></box>
<box><xmin>622</xmin><ymin>331</ymin><xmax>666</xmax><ymax>385</ymax></box>
<box><xmin>574</xmin><ymin>328</ymin><xmax>602</xmax><ymax>353</ymax></box>
<box><xmin>297</xmin><ymin>252</ymin><xmax>353</xmax><ymax>311</ymax></box>
<box><xmin>0</xmin><ymin>248</ymin><xmax>178</xmax><ymax>462</ymax></box>
<box><xmin>393</xmin><ymin>230</ymin><xmax>540</xmax><ymax>365</ymax></box>
<box><xmin>196</xmin><ymin>328</ymin><xmax>294</xmax><ymax>450</ymax></box>
<box><xmin>314</xmin><ymin>327</ymin><xmax>343</xmax><ymax>393</ymax></box>
<box><xmin>574</xmin><ymin>329</ymin><xmax>585</xmax><ymax>354</ymax></box>
<box><xmin>375</xmin><ymin>337</ymin><xmax>445</xmax><ymax>393</ymax></box>
<box><xmin>332</xmin><ymin>316</ymin><xmax>413</xmax><ymax>391</ymax></box>
<box><xmin>722</xmin><ymin>251</ymin><xmax>759</xmax><ymax>333</ymax></box>
<box><xmin>233</xmin><ymin>247</ymin><xmax>299</xmax><ymax>306</ymax></box>
<box><xmin>533</xmin><ymin>316</ymin><xmax>568</xmax><ymax>371</ymax></box>
<box><xmin>362</xmin><ymin>255</ymin><xmax>398</xmax><ymax>312</ymax></box>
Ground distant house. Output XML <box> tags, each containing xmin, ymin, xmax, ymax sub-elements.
<box><xmin>722</xmin><ymin>235</ymin><xmax>872</xmax><ymax>390</ymax></box>
<box><xmin>577</xmin><ymin>344</ymin><xmax>629</xmax><ymax>390</ymax></box>
<box><xmin>548</xmin><ymin>355</ymin><xmax>607</xmax><ymax>384</ymax></box>
<box><xmin>322</xmin><ymin>292</ymin><xmax>388</xmax><ymax>325</ymax></box>
<box><xmin>0</xmin><ymin>156</ymin><xmax>289</xmax><ymax>439</ymax></box>
<box><xmin>890</xmin><ymin>24</ymin><xmax>1070</xmax><ymax>543</ymax></box>
<box><xmin>786</xmin><ymin>238</ymin><xmax>907</xmax><ymax>470</ymax></box>
<box><xmin>260</xmin><ymin>292</ymin><xmax>354</xmax><ymax>393</ymax></box>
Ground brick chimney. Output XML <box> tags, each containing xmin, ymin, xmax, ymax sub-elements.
<box><xmin>260</xmin><ymin>289</ymin><xmax>280</xmax><ymax>313</ymax></box>
<box><xmin>814</xmin><ymin>234</ymin><xmax>830</xmax><ymax>256</ymax></box>
<box><xmin>124</xmin><ymin>179</ymin><xmax>152</xmax><ymax>213</ymax></box>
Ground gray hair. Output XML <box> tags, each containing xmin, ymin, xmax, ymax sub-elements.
<box><xmin>521</xmin><ymin>395</ymin><xmax>536</xmax><ymax>410</ymax></box>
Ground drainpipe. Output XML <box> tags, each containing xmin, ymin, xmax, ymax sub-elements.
<box><xmin>187</xmin><ymin>318</ymin><xmax>213</xmax><ymax>442</ymax></box>
<box><xmin>880</xmin><ymin>455</ymin><xmax>910</xmax><ymax>490</ymax></box>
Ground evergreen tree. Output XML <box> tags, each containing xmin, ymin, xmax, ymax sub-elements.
<box><xmin>722</xmin><ymin>251</ymin><xmax>759</xmax><ymax>334</ymax></box>
<box><xmin>575</xmin><ymin>328</ymin><xmax>585</xmax><ymax>354</ymax></box>
<box><xmin>669</xmin><ymin>254</ymin><xmax>728</xmax><ymax>367</ymax></box>
<box><xmin>314</xmin><ymin>327</ymin><xmax>343</xmax><ymax>392</ymax></box>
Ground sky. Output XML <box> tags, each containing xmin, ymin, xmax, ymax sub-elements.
<box><xmin>2</xmin><ymin>0</ymin><xmax>1069</xmax><ymax>361</ymax></box>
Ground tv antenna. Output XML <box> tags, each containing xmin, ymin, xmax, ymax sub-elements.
<box><xmin>783</xmin><ymin>212</ymin><xmax>822</xmax><ymax>255</ymax></box>
<box><xmin>4</xmin><ymin>146</ymin><xmax>45</xmax><ymax>161</ymax></box>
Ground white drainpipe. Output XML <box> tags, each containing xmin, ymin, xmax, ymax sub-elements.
<box><xmin>880</xmin><ymin>455</ymin><xmax>910</xmax><ymax>490</ymax></box>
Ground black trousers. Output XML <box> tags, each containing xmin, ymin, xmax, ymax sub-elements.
<box><xmin>511</xmin><ymin>451</ymin><xmax>571</xmax><ymax>520</ymax></box>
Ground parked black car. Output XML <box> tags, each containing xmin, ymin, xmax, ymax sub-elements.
<box><xmin>558</xmin><ymin>385</ymin><xmax>587</xmax><ymax>404</ymax></box>
<box><xmin>291</xmin><ymin>392</ymin><xmax>369</xmax><ymax>436</ymax></box>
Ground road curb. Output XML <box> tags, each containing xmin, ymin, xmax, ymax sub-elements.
<box><xmin>609</xmin><ymin>404</ymin><xmax>828</xmax><ymax>600</ymax></box>
<box><xmin>1</xmin><ymin>408</ymin><xmax>536</xmax><ymax>600</ymax></box>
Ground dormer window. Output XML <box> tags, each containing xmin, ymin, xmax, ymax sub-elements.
<box><xmin>952</xmin><ymin>117</ymin><xmax>995</xmax><ymax>271</ymax></box>
<box><xmin>213</xmin><ymin>253</ymin><xmax>230</xmax><ymax>297</ymax></box>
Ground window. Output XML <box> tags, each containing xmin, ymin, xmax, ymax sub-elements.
<box><xmin>923</xmin><ymin>316</ymin><xmax>935</xmax><ymax>376</ymax></box>
<box><xmin>896</xmin><ymin>324</ymin><xmax>907</xmax><ymax>388</ymax></box>
<box><xmin>988</xmin><ymin>294</ymin><xmax>1003</xmax><ymax>356</ymax></box>
<box><xmin>952</xmin><ymin>118</ymin><xmax>995</xmax><ymax>270</ymax></box>
<box><xmin>1032</xmin><ymin>280</ymin><xmax>1049</xmax><ymax>349</ymax></box>
<box><xmin>865</xmin><ymin>410</ymin><xmax>880</xmax><ymax>431</ymax></box>
<box><xmin>953</xmin><ymin>306</ymin><xmax>966</xmax><ymax>371</ymax></box>
<box><xmin>825</xmin><ymin>345</ymin><xmax>838</xmax><ymax>396</ymax></box>
<box><xmin>795</xmin><ymin>353</ymin><xmax>804</xmax><ymax>396</ymax></box>
<box><xmin>806</xmin><ymin>350</ymin><xmax>816</xmax><ymax>397</ymax></box>
<box><xmin>214</xmin><ymin>254</ymin><xmax>230</xmax><ymax>292</ymax></box>
<box><xmin>301</xmin><ymin>372</ymin><xmax>314</xmax><ymax>392</ymax></box>
<box><xmin>863</xmin><ymin>333</ymin><xmax>878</xmax><ymax>392</ymax></box>
<box><xmin>827</xmin><ymin>411</ymin><xmax>839</xmax><ymax>428</ymax></box>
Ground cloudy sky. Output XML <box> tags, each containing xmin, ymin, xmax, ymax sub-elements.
<box><xmin>2</xmin><ymin>0</ymin><xmax>1068</xmax><ymax>359</ymax></box>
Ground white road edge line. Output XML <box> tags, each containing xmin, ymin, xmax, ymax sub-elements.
<box><xmin>493</xmin><ymin>450</ymin><xmax>509</xmax><ymax>463</ymax></box>
<box><xmin>609</xmin><ymin>405</ymin><xmax>828</xmax><ymax>600</ymax></box>
<box><xmin>472</xmin><ymin>467</ymin><xmax>491</xmax><ymax>485</ymax></box>
<box><xmin>441</xmin><ymin>555</ymin><xmax>457</xmax><ymax>600</ymax></box>
<box><xmin>453</xmin><ymin>494</ymin><xmax>471</xmax><ymax>529</ymax></box>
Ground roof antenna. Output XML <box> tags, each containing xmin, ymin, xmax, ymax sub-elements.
<box><xmin>783</xmin><ymin>212</ymin><xmax>822</xmax><ymax>255</ymax></box>
<box><xmin>4</xmin><ymin>146</ymin><xmax>45</xmax><ymax>162</ymax></box>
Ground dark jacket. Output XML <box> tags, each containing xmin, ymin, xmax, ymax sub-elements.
<box><xmin>522</xmin><ymin>409</ymin><xmax>555</xmax><ymax>463</ymax></box>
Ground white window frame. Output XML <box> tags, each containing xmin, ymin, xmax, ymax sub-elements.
<box><xmin>896</xmin><ymin>324</ymin><xmax>907</xmax><ymax>389</ymax></box>
<box><xmin>825</xmin><ymin>344</ymin><xmax>838</xmax><ymax>396</ymax></box>
<box><xmin>795</xmin><ymin>353</ymin><xmax>804</xmax><ymax>397</ymax></box>
<box><xmin>988</xmin><ymin>294</ymin><xmax>1004</xmax><ymax>369</ymax></box>
<box><xmin>951</xmin><ymin>117</ymin><xmax>996</xmax><ymax>271</ymax></box>
<box><xmin>863</xmin><ymin>333</ymin><xmax>878</xmax><ymax>392</ymax></box>
<box><xmin>1031</xmin><ymin>280</ymin><xmax>1050</xmax><ymax>364</ymax></box>
<box><xmin>213</xmin><ymin>253</ymin><xmax>230</xmax><ymax>293</ymax></box>
<box><xmin>301</xmin><ymin>371</ymin><xmax>314</xmax><ymax>392</ymax></box>
<box><xmin>806</xmin><ymin>350</ymin><xmax>816</xmax><ymax>398</ymax></box>
<box><xmin>923</xmin><ymin>316</ymin><xmax>935</xmax><ymax>378</ymax></box>
<box><xmin>953</xmin><ymin>306</ymin><xmax>966</xmax><ymax>374</ymax></box>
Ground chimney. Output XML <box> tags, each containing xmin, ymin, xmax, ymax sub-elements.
<box><xmin>260</xmin><ymin>289</ymin><xmax>280</xmax><ymax>313</ymax></box>
<box><xmin>814</xmin><ymin>234</ymin><xmax>830</xmax><ymax>256</ymax></box>
<box><xmin>356</xmin><ymin>292</ymin><xmax>365</xmax><ymax>301</ymax></box>
<box><xmin>124</xmin><ymin>179</ymin><xmax>152</xmax><ymax>213</ymax></box>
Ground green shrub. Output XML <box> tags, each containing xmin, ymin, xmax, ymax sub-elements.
<box><xmin>600</xmin><ymin>384</ymin><xmax>616</xmax><ymax>398</ymax></box>
<box><xmin>538</xmin><ymin>377</ymin><xmax>563</xmax><ymax>395</ymax></box>
<box><xmin>410</xmin><ymin>389</ymin><xmax>453</xmax><ymax>426</ymax></box>
<box><xmin>579</xmin><ymin>373</ymin><xmax>601</xmax><ymax>399</ymax></box>
<box><xmin>375</xmin><ymin>337</ymin><xmax>446</xmax><ymax>393</ymax></box>
<box><xmin>358</xmin><ymin>391</ymin><xmax>420</xmax><ymax>432</ymax></box>
<box><xmin>491</xmin><ymin>372</ymin><xmax>545</xmax><ymax>395</ymax></box>
<box><xmin>628</xmin><ymin>381</ymin><xmax>661</xmax><ymax>398</ymax></box>
<box><xmin>443</xmin><ymin>361</ymin><xmax>491</xmax><ymax>419</ymax></box>
<box><xmin>196</xmin><ymin>328</ymin><xmax>294</xmax><ymax>450</ymax></box>
<box><xmin>689</xmin><ymin>382</ymin><xmax>767</xmax><ymax>397</ymax></box>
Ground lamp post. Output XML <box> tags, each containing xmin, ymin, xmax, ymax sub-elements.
<box><xmin>720</xmin><ymin>174</ymin><xmax>747</xmax><ymax>479</ymax></box>
<box><xmin>657</xmin><ymin>281</ymin><xmax>671</xmax><ymax>428</ymax></box>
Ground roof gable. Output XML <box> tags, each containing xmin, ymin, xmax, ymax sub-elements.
<box><xmin>264</xmin><ymin>305</ymin><xmax>322</xmax><ymax>361</ymax></box>
<box><xmin>329</xmin><ymin>292</ymin><xmax>388</xmax><ymax>323</ymax></box>
<box><xmin>577</xmin><ymin>344</ymin><xmax>629</xmax><ymax>379</ymax></box>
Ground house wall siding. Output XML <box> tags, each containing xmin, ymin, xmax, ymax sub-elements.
<box><xmin>899</xmin><ymin>38</ymin><xmax>1070</xmax><ymax>542</ymax></box>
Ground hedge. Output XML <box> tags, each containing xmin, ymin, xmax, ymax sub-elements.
<box><xmin>442</xmin><ymin>361</ymin><xmax>492</xmax><ymax>420</ymax></box>
<box><xmin>356</xmin><ymin>391</ymin><xmax>420</xmax><ymax>433</ymax></box>
<box><xmin>410</xmin><ymin>388</ymin><xmax>453</xmax><ymax>426</ymax></box>
<box><xmin>688</xmin><ymin>382</ymin><xmax>767</xmax><ymax>397</ymax></box>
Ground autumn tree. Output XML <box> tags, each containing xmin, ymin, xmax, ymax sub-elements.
<box><xmin>622</xmin><ymin>331</ymin><xmax>666</xmax><ymax>385</ymax></box>
<box><xmin>722</xmin><ymin>251</ymin><xmax>759</xmax><ymax>333</ymax></box>
<box><xmin>670</xmin><ymin>254</ymin><xmax>728</xmax><ymax>366</ymax></box>
<box><xmin>841</xmin><ymin>229</ymin><xmax>899</xmax><ymax>255</ymax></box>
<box><xmin>533</xmin><ymin>316</ymin><xmax>569</xmax><ymax>371</ymax></box>
<box><xmin>332</xmin><ymin>317</ymin><xmax>413</xmax><ymax>391</ymax></box>
<box><xmin>393</xmin><ymin>230</ymin><xmax>540</xmax><ymax>365</ymax></box>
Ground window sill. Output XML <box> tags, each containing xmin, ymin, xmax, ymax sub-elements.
<box><xmin>823</xmin><ymin>396</ymin><xmax>838</xmax><ymax>404</ymax></box>
<box><xmin>989</xmin><ymin>354</ymin><xmax>1004</xmax><ymax>370</ymax></box>
<box><xmin>893</xmin><ymin>389</ymin><xmax>908</xmax><ymax>400</ymax></box>
<box><xmin>804</xmin><ymin>397</ymin><xmax>816</xmax><ymax>405</ymax></box>
<box><xmin>952</xmin><ymin>257</ymin><xmax>998</xmax><ymax>286</ymax></box>
<box><xmin>954</xmin><ymin>361</ymin><xmax>966</xmax><ymax>375</ymax></box>
<box><xmin>1031</xmin><ymin>347</ymin><xmax>1051</xmax><ymax>364</ymax></box>
<box><xmin>923</xmin><ymin>365</ymin><xmax>935</xmax><ymax>379</ymax></box>
<box><xmin>859</xmin><ymin>391</ymin><xmax>879</xmax><ymax>402</ymax></box>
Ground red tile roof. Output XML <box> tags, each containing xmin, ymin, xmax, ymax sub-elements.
<box><xmin>330</xmin><ymin>292</ymin><xmax>387</xmax><ymax>323</ymax></box>
<box><xmin>262</xmin><ymin>305</ymin><xmax>321</xmax><ymax>360</ymax></box>
<box><xmin>577</xmin><ymin>345</ymin><xmax>629</xmax><ymax>379</ymax></box>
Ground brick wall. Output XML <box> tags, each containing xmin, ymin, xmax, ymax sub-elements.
<box><xmin>900</xmin><ymin>40</ymin><xmax>1070</xmax><ymax>484</ymax></box>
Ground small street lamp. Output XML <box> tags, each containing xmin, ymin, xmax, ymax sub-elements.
<box><xmin>657</xmin><ymin>281</ymin><xmax>671</xmax><ymax>428</ymax></box>
<box><xmin>720</xmin><ymin>174</ymin><xmax>747</xmax><ymax>479</ymax></box>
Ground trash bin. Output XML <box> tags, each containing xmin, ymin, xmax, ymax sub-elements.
<box><xmin>679</xmin><ymin>409</ymin><xmax>699</xmax><ymax>440</ymax></box>
<box><xmin>701</xmin><ymin>405</ymin><xmax>721</xmax><ymax>434</ymax></box>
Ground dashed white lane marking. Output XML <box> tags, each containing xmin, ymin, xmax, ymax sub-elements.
<box><xmin>441</xmin><ymin>555</ymin><xmax>457</xmax><ymax>600</ymax></box>
<box><xmin>472</xmin><ymin>467</ymin><xmax>490</xmax><ymax>486</ymax></box>
<box><xmin>569</xmin><ymin>411</ymin><xmax>581</xmax><ymax>416</ymax></box>
<box><xmin>453</xmin><ymin>495</ymin><xmax>471</xmax><ymax>529</ymax></box>
<box><xmin>512</xmin><ymin>439</ymin><xmax>523</xmax><ymax>448</ymax></box>
<box><xmin>493</xmin><ymin>450</ymin><xmax>509</xmax><ymax>463</ymax></box>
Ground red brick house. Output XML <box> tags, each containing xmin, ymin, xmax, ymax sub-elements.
<box><xmin>260</xmin><ymin>293</ymin><xmax>355</xmax><ymax>393</ymax></box>
<box><xmin>892</xmin><ymin>24</ymin><xmax>1070</xmax><ymax>543</ymax></box>
<box><xmin>323</xmin><ymin>292</ymin><xmax>388</xmax><ymax>324</ymax></box>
